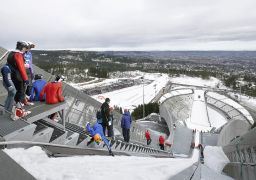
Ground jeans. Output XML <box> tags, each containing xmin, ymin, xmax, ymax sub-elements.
<box><xmin>3</xmin><ymin>82</ymin><xmax>16</xmax><ymax>112</ymax></box>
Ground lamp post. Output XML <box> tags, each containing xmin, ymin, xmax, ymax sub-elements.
<box><xmin>142</xmin><ymin>76</ymin><xmax>145</xmax><ymax>118</ymax></box>
<box><xmin>96</xmin><ymin>63</ymin><xmax>99</xmax><ymax>77</ymax></box>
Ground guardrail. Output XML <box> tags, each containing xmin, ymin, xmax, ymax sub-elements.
<box><xmin>0</xmin><ymin>140</ymin><xmax>172</xmax><ymax>158</ymax></box>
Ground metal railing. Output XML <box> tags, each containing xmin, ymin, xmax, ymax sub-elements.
<box><xmin>222</xmin><ymin>128</ymin><xmax>256</xmax><ymax>179</ymax></box>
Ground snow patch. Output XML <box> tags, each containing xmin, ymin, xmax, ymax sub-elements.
<box><xmin>5</xmin><ymin>146</ymin><xmax>200</xmax><ymax>180</ymax></box>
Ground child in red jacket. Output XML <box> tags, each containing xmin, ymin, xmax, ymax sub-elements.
<box><xmin>145</xmin><ymin>130</ymin><xmax>152</xmax><ymax>145</ymax></box>
<box><xmin>159</xmin><ymin>135</ymin><xmax>165</xmax><ymax>150</ymax></box>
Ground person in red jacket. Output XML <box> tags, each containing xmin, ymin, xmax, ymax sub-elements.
<box><xmin>159</xmin><ymin>135</ymin><xmax>165</xmax><ymax>150</ymax></box>
<box><xmin>40</xmin><ymin>75</ymin><xmax>65</xmax><ymax>121</ymax></box>
<box><xmin>7</xmin><ymin>41</ymin><xmax>31</xmax><ymax>120</ymax></box>
<box><xmin>145</xmin><ymin>130</ymin><xmax>152</xmax><ymax>145</ymax></box>
<box><xmin>40</xmin><ymin>75</ymin><xmax>65</xmax><ymax>104</ymax></box>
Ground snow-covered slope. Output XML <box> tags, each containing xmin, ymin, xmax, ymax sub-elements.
<box><xmin>4</xmin><ymin>146</ymin><xmax>199</xmax><ymax>180</ymax></box>
<box><xmin>92</xmin><ymin>73</ymin><xmax>169</xmax><ymax>110</ymax></box>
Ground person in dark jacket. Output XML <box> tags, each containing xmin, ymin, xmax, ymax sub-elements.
<box><xmin>86</xmin><ymin>122</ymin><xmax>114</xmax><ymax>156</ymax></box>
<box><xmin>7</xmin><ymin>41</ymin><xmax>31</xmax><ymax>119</ymax></box>
<box><xmin>1</xmin><ymin>64</ymin><xmax>16</xmax><ymax>112</ymax></box>
<box><xmin>121</xmin><ymin>109</ymin><xmax>132</xmax><ymax>142</ymax></box>
<box><xmin>96</xmin><ymin>109</ymin><xmax>103</xmax><ymax>125</ymax></box>
<box><xmin>30</xmin><ymin>74</ymin><xmax>47</xmax><ymax>101</ymax></box>
<box><xmin>145</xmin><ymin>130</ymin><xmax>152</xmax><ymax>145</ymax></box>
<box><xmin>101</xmin><ymin>98</ymin><xmax>110</xmax><ymax>135</ymax></box>
<box><xmin>159</xmin><ymin>135</ymin><xmax>165</xmax><ymax>150</ymax></box>
<box><xmin>107</xmin><ymin>107</ymin><xmax>114</xmax><ymax>138</ymax></box>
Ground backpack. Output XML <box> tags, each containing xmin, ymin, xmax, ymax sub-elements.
<box><xmin>96</xmin><ymin>110</ymin><xmax>102</xmax><ymax>119</ymax></box>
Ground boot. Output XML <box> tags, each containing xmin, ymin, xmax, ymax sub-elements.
<box><xmin>11</xmin><ymin>107</ymin><xmax>31</xmax><ymax>121</ymax></box>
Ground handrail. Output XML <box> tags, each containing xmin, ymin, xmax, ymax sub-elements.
<box><xmin>0</xmin><ymin>50</ymin><xmax>8</xmax><ymax>61</ymax></box>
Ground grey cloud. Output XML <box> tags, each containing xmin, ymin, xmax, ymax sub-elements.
<box><xmin>1</xmin><ymin>0</ymin><xmax>256</xmax><ymax>50</ymax></box>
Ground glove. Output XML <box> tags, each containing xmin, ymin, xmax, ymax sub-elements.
<box><xmin>108</xmin><ymin>120</ymin><xmax>112</xmax><ymax>126</ymax></box>
<box><xmin>24</xmin><ymin>80</ymin><xmax>29</xmax><ymax>85</ymax></box>
<box><xmin>86</xmin><ymin>122</ymin><xmax>90</xmax><ymax>127</ymax></box>
<box><xmin>8</xmin><ymin>86</ymin><xmax>14</xmax><ymax>91</ymax></box>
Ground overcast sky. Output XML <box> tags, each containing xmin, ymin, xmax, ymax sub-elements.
<box><xmin>1</xmin><ymin>0</ymin><xmax>256</xmax><ymax>50</ymax></box>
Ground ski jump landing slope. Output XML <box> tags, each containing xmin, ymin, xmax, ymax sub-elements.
<box><xmin>189</xmin><ymin>90</ymin><xmax>210</xmax><ymax>128</ymax></box>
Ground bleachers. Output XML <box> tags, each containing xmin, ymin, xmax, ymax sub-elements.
<box><xmin>206</xmin><ymin>91</ymin><xmax>254</xmax><ymax>124</ymax></box>
<box><xmin>205</xmin><ymin>95</ymin><xmax>249</xmax><ymax>122</ymax></box>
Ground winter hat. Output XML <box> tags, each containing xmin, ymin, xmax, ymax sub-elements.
<box><xmin>34</xmin><ymin>74</ymin><xmax>43</xmax><ymax>80</ymax></box>
<box><xmin>105</xmin><ymin>98</ymin><xmax>110</xmax><ymax>103</ymax></box>
<box><xmin>27</xmin><ymin>41</ymin><xmax>35</xmax><ymax>49</ymax></box>
<box><xmin>94</xmin><ymin>133</ymin><xmax>102</xmax><ymax>143</ymax></box>
<box><xmin>16</xmin><ymin>41</ymin><xmax>29</xmax><ymax>51</ymax></box>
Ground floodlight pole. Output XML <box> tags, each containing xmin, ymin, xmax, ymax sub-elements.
<box><xmin>142</xmin><ymin>76</ymin><xmax>145</xmax><ymax>118</ymax></box>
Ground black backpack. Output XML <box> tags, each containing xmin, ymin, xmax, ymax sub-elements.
<box><xmin>96</xmin><ymin>110</ymin><xmax>102</xmax><ymax>119</ymax></box>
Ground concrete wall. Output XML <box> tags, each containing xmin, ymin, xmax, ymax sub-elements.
<box><xmin>217</xmin><ymin>119</ymin><xmax>250</xmax><ymax>146</ymax></box>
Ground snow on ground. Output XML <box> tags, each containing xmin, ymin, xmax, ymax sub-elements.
<box><xmin>228</xmin><ymin>92</ymin><xmax>256</xmax><ymax>108</ymax></box>
<box><xmin>93</xmin><ymin>73</ymin><xmax>169</xmax><ymax>110</ymax></box>
<box><xmin>69</xmin><ymin>78</ymin><xmax>118</xmax><ymax>90</ymax></box>
<box><xmin>170</xmin><ymin>76</ymin><xmax>222</xmax><ymax>88</ymax></box>
<box><xmin>189</xmin><ymin>90</ymin><xmax>210</xmax><ymax>128</ymax></box>
<box><xmin>5</xmin><ymin>146</ymin><xmax>199</xmax><ymax>180</ymax></box>
<box><xmin>207</xmin><ymin>106</ymin><xmax>227</xmax><ymax>129</ymax></box>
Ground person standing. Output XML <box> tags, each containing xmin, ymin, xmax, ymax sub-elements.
<box><xmin>107</xmin><ymin>107</ymin><xmax>114</xmax><ymax>138</ymax></box>
<box><xmin>145</xmin><ymin>130</ymin><xmax>152</xmax><ymax>145</ymax></box>
<box><xmin>159</xmin><ymin>135</ymin><xmax>165</xmax><ymax>150</ymax></box>
<box><xmin>121</xmin><ymin>109</ymin><xmax>132</xmax><ymax>143</ymax></box>
<box><xmin>101</xmin><ymin>98</ymin><xmax>110</xmax><ymax>135</ymax></box>
<box><xmin>7</xmin><ymin>41</ymin><xmax>30</xmax><ymax>119</ymax></box>
<box><xmin>1</xmin><ymin>64</ymin><xmax>16</xmax><ymax>112</ymax></box>
<box><xmin>24</xmin><ymin>42</ymin><xmax>35</xmax><ymax>98</ymax></box>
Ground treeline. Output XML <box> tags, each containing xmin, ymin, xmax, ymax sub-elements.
<box><xmin>223</xmin><ymin>74</ymin><xmax>256</xmax><ymax>97</ymax></box>
<box><xmin>131</xmin><ymin>102</ymin><xmax>159</xmax><ymax>120</ymax></box>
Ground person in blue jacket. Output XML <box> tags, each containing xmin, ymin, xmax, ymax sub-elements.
<box><xmin>29</xmin><ymin>74</ymin><xmax>47</xmax><ymax>101</ymax></box>
<box><xmin>1</xmin><ymin>64</ymin><xmax>16</xmax><ymax>112</ymax></box>
<box><xmin>121</xmin><ymin>109</ymin><xmax>132</xmax><ymax>142</ymax></box>
<box><xmin>86</xmin><ymin>122</ymin><xmax>114</xmax><ymax>156</ymax></box>
<box><xmin>24</xmin><ymin>42</ymin><xmax>35</xmax><ymax>97</ymax></box>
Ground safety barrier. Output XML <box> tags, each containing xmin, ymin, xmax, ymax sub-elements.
<box><xmin>222</xmin><ymin>128</ymin><xmax>256</xmax><ymax>179</ymax></box>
